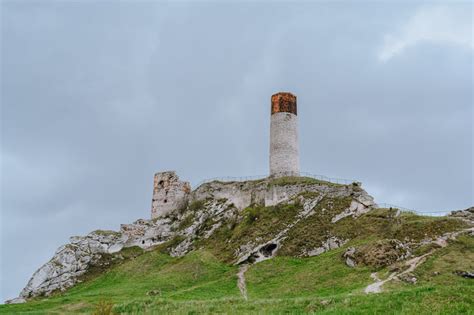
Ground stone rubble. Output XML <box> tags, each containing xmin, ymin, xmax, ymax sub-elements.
<box><xmin>449</xmin><ymin>206</ymin><xmax>474</xmax><ymax>223</ymax></box>
<box><xmin>454</xmin><ymin>270</ymin><xmax>474</xmax><ymax>279</ymax></box>
<box><xmin>331</xmin><ymin>194</ymin><xmax>375</xmax><ymax>223</ymax></box>
<box><xmin>307</xmin><ymin>237</ymin><xmax>348</xmax><ymax>257</ymax></box>
<box><xmin>343</xmin><ymin>247</ymin><xmax>357</xmax><ymax>267</ymax></box>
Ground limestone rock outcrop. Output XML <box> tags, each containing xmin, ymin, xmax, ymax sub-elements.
<box><xmin>18</xmin><ymin>221</ymin><xmax>177</xmax><ymax>300</ymax></box>
<box><xmin>19</xmin><ymin>231</ymin><xmax>122</xmax><ymax>299</ymax></box>
<box><xmin>450</xmin><ymin>206</ymin><xmax>474</xmax><ymax>222</ymax></box>
<box><xmin>307</xmin><ymin>237</ymin><xmax>348</xmax><ymax>257</ymax></box>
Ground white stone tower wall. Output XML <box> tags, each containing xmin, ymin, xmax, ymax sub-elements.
<box><xmin>269</xmin><ymin>92</ymin><xmax>300</xmax><ymax>177</ymax></box>
<box><xmin>270</xmin><ymin>112</ymin><xmax>299</xmax><ymax>177</ymax></box>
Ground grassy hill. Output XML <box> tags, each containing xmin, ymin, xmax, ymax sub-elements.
<box><xmin>1</xmin><ymin>220</ymin><xmax>472</xmax><ymax>314</ymax></box>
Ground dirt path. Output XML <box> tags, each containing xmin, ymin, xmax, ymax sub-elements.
<box><xmin>234</xmin><ymin>195</ymin><xmax>332</xmax><ymax>300</ymax></box>
<box><xmin>365</xmin><ymin>253</ymin><xmax>431</xmax><ymax>294</ymax></box>
<box><xmin>365</xmin><ymin>227</ymin><xmax>473</xmax><ymax>294</ymax></box>
<box><xmin>234</xmin><ymin>196</ymin><xmax>328</xmax><ymax>300</ymax></box>
<box><xmin>237</xmin><ymin>264</ymin><xmax>249</xmax><ymax>300</ymax></box>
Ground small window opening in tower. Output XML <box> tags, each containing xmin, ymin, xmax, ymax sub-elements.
<box><xmin>164</xmin><ymin>199</ymin><xmax>168</xmax><ymax>203</ymax></box>
<box><xmin>158</xmin><ymin>180</ymin><xmax>164</xmax><ymax>187</ymax></box>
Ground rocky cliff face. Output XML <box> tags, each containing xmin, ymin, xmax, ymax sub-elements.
<box><xmin>8</xmin><ymin>176</ymin><xmax>471</xmax><ymax>304</ymax></box>
<box><xmin>18</xmin><ymin>231</ymin><xmax>124</xmax><ymax>300</ymax></box>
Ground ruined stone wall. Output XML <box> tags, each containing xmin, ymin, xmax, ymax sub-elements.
<box><xmin>191</xmin><ymin>179</ymin><xmax>371</xmax><ymax>211</ymax></box>
<box><xmin>151</xmin><ymin>171</ymin><xmax>191</xmax><ymax>219</ymax></box>
<box><xmin>270</xmin><ymin>92</ymin><xmax>299</xmax><ymax>177</ymax></box>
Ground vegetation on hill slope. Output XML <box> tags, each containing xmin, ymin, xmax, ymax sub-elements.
<box><xmin>1</xmin><ymin>235</ymin><xmax>472</xmax><ymax>314</ymax></box>
<box><xmin>2</xmin><ymin>178</ymin><xmax>472</xmax><ymax>314</ymax></box>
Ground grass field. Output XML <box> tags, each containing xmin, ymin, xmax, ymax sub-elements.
<box><xmin>1</xmin><ymin>235</ymin><xmax>472</xmax><ymax>314</ymax></box>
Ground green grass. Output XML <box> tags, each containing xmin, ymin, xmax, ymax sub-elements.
<box><xmin>246</xmin><ymin>244</ymin><xmax>372</xmax><ymax>299</ymax></box>
<box><xmin>197</xmin><ymin>202</ymin><xmax>302</xmax><ymax>262</ymax></box>
<box><xmin>279</xmin><ymin>201</ymin><xmax>465</xmax><ymax>258</ymax></box>
<box><xmin>111</xmin><ymin>283</ymin><xmax>473</xmax><ymax>314</ymax></box>
<box><xmin>2</xmin><ymin>236</ymin><xmax>473</xmax><ymax>314</ymax></box>
<box><xmin>78</xmin><ymin>246</ymin><xmax>145</xmax><ymax>283</ymax></box>
<box><xmin>390</xmin><ymin>212</ymin><xmax>466</xmax><ymax>241</ymax></box>
<box><xmin>268</xmin><ymin>176</ymin><xmax>344</xmax><ymax>188</ymax></box>
<box><xmin>204</xmin><ymin>175</ymin><xmax>347</xmax><ymax>189</ymax></box>
<box><xmin>1</xmin><ymin>201</ymin><xmax>471</xmax><ymax>314</ymax></box>
<box><xmin>279</xmin><ymin>196</ymin><xmax>353</xmax><ymax>256</ymax></box>
<box><xmin>1</xmin><ymin>250</ymin><xmax>239</xmax><ymax>314</ymax></box>
<box><xmin>331</xmin><ymin>208</ymin><xmax>467</xmax><ymax>242</ymax></box>
<box><xmin>413</xmin><ymin>235</ymin><xmax>474</xmax><ymax>285</ymax></box>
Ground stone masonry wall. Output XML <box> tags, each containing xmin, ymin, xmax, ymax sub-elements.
<box><xmin>151</xmin><ymin>171</ymin><xmax>191</xmax><ymax>219</ymax></box>
<box><xmin>270</xmin><ymin>112</ymin><xmax>299</xmax><ymax>177</ymax></box>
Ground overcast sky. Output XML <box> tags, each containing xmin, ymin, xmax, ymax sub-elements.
<box><xmin>1</xmin><ymin>1</ymin><xmax>472</xmax><ymax>302</ymax></box>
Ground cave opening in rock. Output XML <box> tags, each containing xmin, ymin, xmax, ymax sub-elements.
<box><xmin>259</xmin><ymin>243</ymin><xmax>277</xmax><ymax>257</ymax></box>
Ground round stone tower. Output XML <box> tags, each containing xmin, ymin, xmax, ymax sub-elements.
<box><xmin>269</xmin><ymin>92</ymin><xmax>300</xmax><ymax>177</ymax></box>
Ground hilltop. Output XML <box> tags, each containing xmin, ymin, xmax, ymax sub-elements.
<box><xmin>2</xmin><ymin>176</ymin><xmax>473</xmax><ymax>314</ymax></box>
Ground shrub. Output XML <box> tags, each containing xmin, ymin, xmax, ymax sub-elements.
<box><xmin>189</xmin><ymin>200</ymin><xmax>206</xmax><ymax>212</ymax></box>
<box><xmin>92</xmin><ymin>300</ymin><xmax>115</xmax><ymax>315</ymax></box>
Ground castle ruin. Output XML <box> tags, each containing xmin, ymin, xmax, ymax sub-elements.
<box><xmin>151</xmin><ymin>92</ymin><xmax>300</xmax><ymax>219</ymax></box>
<box><xmin>151</xmin><ymin>171</ymin><xmax>191</xmax><ymax>219</ymax></box>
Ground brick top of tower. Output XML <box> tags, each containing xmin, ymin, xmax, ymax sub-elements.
<box><xmin>271</xmin><ymin>92</ymin><xmax>297</xmax><ymax>115</ymax></box>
